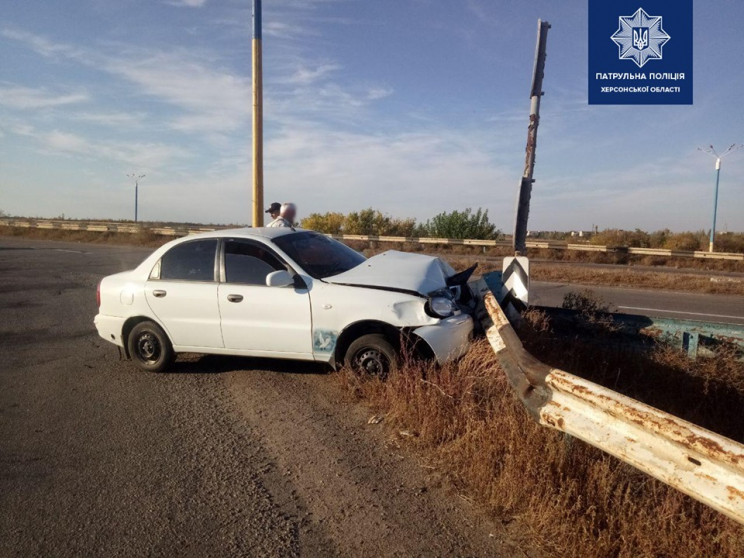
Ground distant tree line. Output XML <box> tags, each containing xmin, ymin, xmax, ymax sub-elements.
<box><xmin>301</xmin><ymin>208</ymin><xmax>502</xmax><ymax>240</ymax></box>
<box><xmin>589</xmin><ymin>228</ymin><xmax>744</xmax><ymax>253</ymax></box>
<box><xmin>301</xmin><ymin>209</ymin><xmax>744</xmax><ymax>252</ymax></box>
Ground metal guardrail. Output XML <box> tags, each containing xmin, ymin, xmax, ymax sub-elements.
<box><xmin>0</xmin><ymin>218</ymin><xmax>219</xmax><ymax>237</ymax></box>
<box><xmin>474</xmin><ymin>272</ymin><xmax>744</xmax><ymax>526</ymax></box>
<box><xmin>1</xmin><ymin>218</ymin><xmax>742</xmax><ymax>261</ymax></box>
<box><xmin>537</xmin><ymin>306</ymin><xmax>744</xmax><ymax>359</ymax></box>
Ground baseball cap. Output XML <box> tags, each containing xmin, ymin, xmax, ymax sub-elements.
<box><xmin>265</xmin><ymin>202</ymin><xmax>281</xmax><ymax>214</ymax></box>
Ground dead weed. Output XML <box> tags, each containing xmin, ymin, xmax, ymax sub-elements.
<box><xmin>336</xmin><ymin>340</ymin><xmax>744</xmax><ymax>557</ymax></box>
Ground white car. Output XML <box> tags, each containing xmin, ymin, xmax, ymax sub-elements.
<box><xmin>94</xmin><ymin>227</ymin><xmax>475</xmax><ymax>375</ymax></box>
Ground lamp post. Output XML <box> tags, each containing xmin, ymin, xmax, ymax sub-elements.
<box><xmin>697</xmin><ymin>144</ymin><xmax>740</xmax><ymax>252</ymax></box>
<box><xmin>127</xmin><ymin>173</ymin><xmax>146</xmax><ymax>223</ymax></box>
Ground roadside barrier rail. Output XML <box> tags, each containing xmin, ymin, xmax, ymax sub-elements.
<box><xmin>474</xmin><ymin>272</ymin><xmax>744</xmax><ymax>526</ymax></box>
<box><xmin>1</xmin><ymin>218</ymin><xmax>742</xmax><ymax>262</ymax></box>
<box><xmin>536</xmin><ymin>306</ymin><xmax>744</xmax><ymax>359</ymax></box>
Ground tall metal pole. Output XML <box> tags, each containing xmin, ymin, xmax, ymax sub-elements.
<box><xmin>710</xmin><ymin>158</ymin><xmax>721</xmax><ymax>252</ymax></box>
<box><xmin>252</xmin><ymin>0</ymin><xmax>264</xmax><ymax>227</ymax></box>
<box><xmin>698</xmin><ymin>144</ymin><xmax>741</xmax><ymax>253</ymax></box>
<box><xmin>513</xmin><ymin>20</ymin><xmax>550</xmax><ymax>255</ymax></box>
<box><xmin>127</xmin><ymin>173</ymin><xmax>145</xmax><ymax>223</ymax></box>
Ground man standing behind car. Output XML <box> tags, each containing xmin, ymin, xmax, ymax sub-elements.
<box><xmin>265</xmin><ymin>202</ymin><xmax>281</xmax><ymax>221</ymax></box>
<box><xmin>268</xmin><ymin>202</ymin><xmax>297</xmax><ymax>228</ymax></box>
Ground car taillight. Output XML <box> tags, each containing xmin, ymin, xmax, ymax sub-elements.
<box><xmin>96</xmin><ymin>281</ymin><xmax>101</xmax><ymax>307</ymax></box>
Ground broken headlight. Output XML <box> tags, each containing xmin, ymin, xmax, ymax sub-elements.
<box><xmin>425</xmin><ymin>292</ymin><xmax>457</xmax><ymax>319</ymax></box>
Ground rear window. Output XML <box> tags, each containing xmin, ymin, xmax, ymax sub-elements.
<box><xmin>273</xmin><ymin>231</ymin><xmax>365</xmax><ymax>279</ymax></box>
<box><xmin>159</xmin><ymin>239</ymin><xmax>218</xmax><ymax>281</ymax></box>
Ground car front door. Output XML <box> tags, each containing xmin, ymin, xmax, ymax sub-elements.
<box><xmin>218</xmin><ymin>238</ymin><xmax>313</xmax><ymax>358</ymax></box>
<box><xmin>144</xmin><ymin>238</ymin><xmax>223</xmax><ymax>349</ymax></box>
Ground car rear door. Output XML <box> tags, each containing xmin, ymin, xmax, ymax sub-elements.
<box><xmin>144</xmin><ymin>238</ymin><xmax>223</xmax><ymax>349</ymax></box>
<box><xmin>217</xmin><ymin>238</ymin><xmax>312</xmax><ymax>358</ymax></box>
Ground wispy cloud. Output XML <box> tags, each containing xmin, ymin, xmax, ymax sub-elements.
<box><xmin>284</xmin><ymin>63</ymin><xmax>341</xmax><ymax>85</ymax></box>
<box><xmin>165</xmin><ymin>0</ymin><xmax>208</xmax><ymax>7</ymax></box>
<box><xmin>263</xmin><ymin>125</ymin><xmax>513</xmax><ymax>221</ymax></box>
<box><xmin>105</xmin><ymin>51</ymin><xmax>251</xmax><ymax>132</ymax></box>
<box><xmin>3</xmin><ymin>29</ymin><xmax>251</xmax><ymax>134</ymax></box>
<box><xmin>0</xmin><ymin>85</ymin><xmax>89</xmax><ymax>109</ymax></box>
<box><xmin>69</xmin><ymin>111</ymin><xmax>146</xmax><ymax>127</ymax></box>
<box><xmin>263</xmin><ymin>21</ymin><xmax>320</xmax><ymax>40</ymax></box>
<box><xmin>1</xmin><ymin>28</ymin><xmax>86</xmax><ymax>60</ymax></box>
<box><xmin>42</xmin><ymin>129</ymin><xmax>89</xmax><ymax>153</ymax></box>
<box><xmin>367</xmin><ymin>87</ymin><xmax>393</xmax><ymax>101</ymax></box>
<box><xmin>13</xmin><ymin>124</ymin><xmax>190</xmax><ymax>169</ymax></box>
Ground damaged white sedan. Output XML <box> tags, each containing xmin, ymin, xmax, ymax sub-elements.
<box><xmin>94</xmin><ymin>228</ymin><xmax>476</xmax><ymax>375</ymax></box>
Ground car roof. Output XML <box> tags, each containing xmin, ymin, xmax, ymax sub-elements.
<box><xmin>185</xmin><ymin>226</ymin><xmax>309</xmax><ymax>241</ymax></box>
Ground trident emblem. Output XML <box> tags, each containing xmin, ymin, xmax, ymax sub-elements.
<box><xmin>633</xmin><ymin>27</ymin><xmax>649</xmax><ymax>50</ymax></box>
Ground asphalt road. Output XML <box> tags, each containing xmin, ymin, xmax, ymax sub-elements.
<box><xmin>531</xmin><ymin>281</ymin><xmax>744</xmax><ymax>325</ymax></box>
<box><xmin>0</xmin><ymin>236</ymin><xmax>515</xmax><ymax>558</ymax></box>
<box><xmin>2</xmin><ymin>236</ymin><xmax>742</xmax><ymax>557</ymax></box>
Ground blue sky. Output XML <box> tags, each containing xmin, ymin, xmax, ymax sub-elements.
<box><xmin>1</xmin><ymin>0</ymin><xmax>743</xmax><ymax>232</ymax></box>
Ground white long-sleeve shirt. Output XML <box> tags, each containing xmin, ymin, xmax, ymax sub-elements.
<box><xmin>267</xmin><ymin>217</ymin><xmax>292</xmax><ymax>228</ymax></box>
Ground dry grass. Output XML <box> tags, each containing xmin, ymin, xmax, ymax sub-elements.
<box><xmin>424</xmin><ymin>252</ymin><xmax>744</xmax><ymax>296</ymax></box>
<box><xmin>348</xmin><ymin>242</ymin><xmax>744</xmax><ymax>296</ymax></box>
<box><xmin>336</xmin><ymin>339</ymin><xmax>744</xmax><ymax>558</ymax></box>
<box><xmin>532</xmin><ymin>262</ymin><xmax>744</xmax><ymax>296</ymax></box>
<box><xmin>0</xmin><ymin>225</ymin><xmax>170</xmax><ymax>248</ymax></box>
<box><xmin>520</xmin><ymin>301</ymin><xmax>744</xmax><ymax>443</ymax></box>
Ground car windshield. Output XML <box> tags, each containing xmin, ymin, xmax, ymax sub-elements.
<box><xmin>273</xmin><ymin>231</ymin><xmax>366</xmax><ymax>279</ymax></box>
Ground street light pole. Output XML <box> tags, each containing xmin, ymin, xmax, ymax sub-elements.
<box><xmin>710</xmin><ymin>157</ymin><xmax>721</xmax><ymax>253</ymax></box>
<box><xmin>698</xmin><ymin>144</ymin><xmax>740</xmax><ymax>252</ymax></box>
<box><xmin>127</xmin><ymin>173</ymin><xmax>146</xmax><ymax>223</ymax></box>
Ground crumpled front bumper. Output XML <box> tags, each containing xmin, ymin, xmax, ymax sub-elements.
<box><xmin>413</xmin><ymin>313</ymin><xmax>473</xmax><ymax>365</ymax></box>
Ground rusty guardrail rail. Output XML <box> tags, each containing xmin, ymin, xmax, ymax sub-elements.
<box><xmin>474</xmin><ymin>273</ymin><xmax>744</xmax><ymax>525</ymax></box>
<box><xmin>1</xmin><ymin>218</ymin><xmax>743</xmax><ymax>261</ymax></box>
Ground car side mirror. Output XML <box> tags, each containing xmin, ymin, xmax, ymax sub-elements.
<box><xmin>266</xmin><ymin>270</ymin><xmax>294</xmax><ymax>288</ymax></box>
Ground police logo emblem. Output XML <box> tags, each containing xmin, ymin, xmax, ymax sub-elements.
<box><xmin>611</xmin><ymin>8</ymin><xmax>670</xmax><ymax>68</ymax></box>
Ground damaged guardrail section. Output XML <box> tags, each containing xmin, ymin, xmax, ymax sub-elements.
<box><xmin>474</xmin><ymin>276</ymin><xmax>744</xmax><ymax>526</ymax></box>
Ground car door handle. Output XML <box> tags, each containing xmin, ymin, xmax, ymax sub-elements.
<box><xmin>227</xmin><ymin>294</ymin><xmax>243</xmax><ymax>303</ymax></box>
<box><xmin>152</xmin><ymin>289</ymin><xmax>167</xmax><ymax>298</ymax></box>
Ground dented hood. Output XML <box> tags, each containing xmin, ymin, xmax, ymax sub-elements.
<box><xmin>324</xmin><ymin>250</ymin><xmax>455</xmax><ymax>296</ymax></box>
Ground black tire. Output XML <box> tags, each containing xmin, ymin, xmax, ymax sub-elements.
<box><xmin>127</xmin><ymin>321</ymin><xmax>174</xmax><ymax>372</ymax></box>
<box><xmin>344</xmin><ymin>334</ymin><xmax>397</xmax><ymax>378</ymax></box>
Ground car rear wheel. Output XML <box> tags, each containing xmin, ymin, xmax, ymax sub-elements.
<box><xmin>345</xmin><ymin>334</ymin><xmax>397</xmax><ymax>378</ymax></box>
<box><xmin>128</xmin><ymin>321</ymin><xmax>174</xmax><ymax>372</ymax></box>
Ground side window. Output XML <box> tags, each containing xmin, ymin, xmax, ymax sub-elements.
<box><xmin>159</xmin><ymin>239</ymin><xmax>218</xmax><ymax>282</ymax></box>
<box><xmin>224</xmin><ymin>240</ymin><xmax>285</xmax><ymax>285</ymax></box>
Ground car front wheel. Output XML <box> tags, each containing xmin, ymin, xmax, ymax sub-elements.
<box><xmin>127</xmin><ymin>321</ymin><xmax>174</xmax><ymax>372</ymax></box>
<box><xmin>344</xmin><ymin>333</ymin><xmax>397</xmax><ymax>378</ymax></box>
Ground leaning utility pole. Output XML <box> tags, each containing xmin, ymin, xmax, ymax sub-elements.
<box><xmin>252</xmin><ymin>0</ymin><xmax>264</xmax><ymax>227</ymax></box>
<box><xmin>513</xmin><ymin>19</ymin><xmax>550</xmax><ymax>255</ymax></box>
